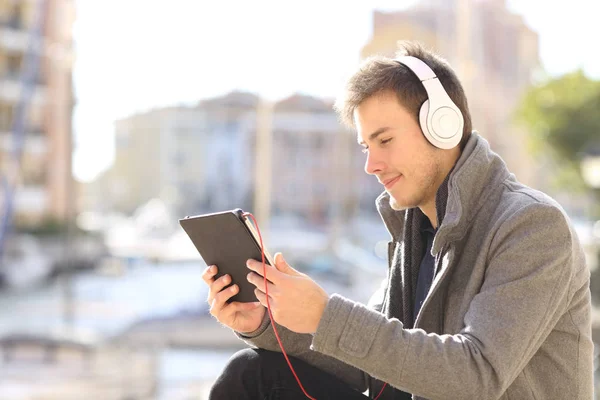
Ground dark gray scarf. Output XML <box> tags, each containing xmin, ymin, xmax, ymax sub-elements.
<box><xmin>383</xmin><ymin>174</ymin><xmax>450</xmax><ymax>328</ymax></box>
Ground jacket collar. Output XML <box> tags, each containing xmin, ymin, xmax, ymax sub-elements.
<box><xmin>376</xmin><ymin>132</ymin><xmax>511</xmax><ymax>252</ymax></box>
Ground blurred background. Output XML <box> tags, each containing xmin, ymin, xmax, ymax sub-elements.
<box><xmin>0</xmin><ymin>0</ymin><xmax>599</xmax><ymax>398</ymax></box>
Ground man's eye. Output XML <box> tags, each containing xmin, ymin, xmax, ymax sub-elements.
<box><xmin>381</xmin><ymin>138</ymin><xmax>392</xmax><ymax>145</ymax></box>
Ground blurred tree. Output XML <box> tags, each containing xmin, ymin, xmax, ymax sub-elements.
<box><xmin>516</xmin><ymin>70</ymin><xmax>600</xmax><ymax>216</ymax></box>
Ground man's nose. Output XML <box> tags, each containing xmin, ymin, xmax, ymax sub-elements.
<box><xmin>364</xmin><ymin>151</ymin><xmax>384</xmax><ymax>175</ymax></box>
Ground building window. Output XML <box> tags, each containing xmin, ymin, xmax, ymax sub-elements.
<box><xmin>0</xmin><ymin>102</ymin><xmax>14</xmax><ymax>131</ymax></box>
<box><xmin>5</xmin><ymin>53</ymin><xmax>22</xmax><ymax>79</ymax></box>
<box><xmin>115</xmin><ymin>132</ymin><xmax>129</xmax><ymax>149</ymax></box>
<box><xmin>8</xmin><ymin>4</ymin><xmax>23</xmax><ymax>30</ymax></box>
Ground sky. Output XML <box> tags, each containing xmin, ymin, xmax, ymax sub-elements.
<box><xmin>71</xmin><ymin>0</ymin><xmax>600</xmax><ymax>182</ymax></box>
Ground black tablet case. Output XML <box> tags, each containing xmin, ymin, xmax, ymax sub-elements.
<box><xmin>179</xmin><ymin>209</ymin><xmax>270</xmax><ymax>303</ymax></box>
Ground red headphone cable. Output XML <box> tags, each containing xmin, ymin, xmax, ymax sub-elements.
<box><xmin>243</xmin><ymin>212</ymin><xmax>387</xmax><ymax>400</ymax></box>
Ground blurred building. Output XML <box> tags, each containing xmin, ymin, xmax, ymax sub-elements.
<box><xmin>0</xmin><ymin>0</ymin><xmax>75</xmax><ymax>226</ymax></box>
<box><xmin>87</xmin><ymin>91</ymin><xmax>258</xmax><ymax>217</ymax></box>
<box><xmin>195</xmin><ymin>91</ymin><xmax>257</xmax><ymax>215</ymax></box>
<box><xmin>90</xmin><ymin>106</ymin><xmax>206</xmax><ymax>216</ymax></box>
<box><xmin>270</xmin><ymin>93</ymin><xmax>380</xmax><ymax>224</ymax></box>
<box><xmin>361</xmin><ymin>0</ymin><xmax>541</xmax><ymax>187</ymax></box>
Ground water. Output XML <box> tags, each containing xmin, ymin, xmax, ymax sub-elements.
<box><xmin>0</xmin><ymin>261</ymin><xmax>209</xmax><ymax>338</ymax></box>
<box><xmin>158</xmin><ymin>348</ymin><xmax>235</xmax><ymax>399</ymax></box>
<box><xmin>0</xmin><ymin>261</ymin><xmax>231</xmax><ymax>399</ymax></box>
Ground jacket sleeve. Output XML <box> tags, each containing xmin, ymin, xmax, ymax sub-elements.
<box><xmin>310</xmin><ymin>203</ymin><xmax>582</xmax><ymax>400</ymax></box>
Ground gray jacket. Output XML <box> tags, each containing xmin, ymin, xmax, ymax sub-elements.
<box><xmin>238</xmin><ymin>133</ymin><xmax>593</xmax><ymax>399</ymax></box>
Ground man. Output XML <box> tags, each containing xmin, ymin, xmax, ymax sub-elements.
<box><xmin>203</xmin><ymin>41</ymin><xmax>593</xmax><ymax>399</ymax></box>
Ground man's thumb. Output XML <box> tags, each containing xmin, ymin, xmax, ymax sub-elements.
<box><xmin>274</xmin><ymin>252</ymin><xmax>296</xmax><ymax>275</ymax></box>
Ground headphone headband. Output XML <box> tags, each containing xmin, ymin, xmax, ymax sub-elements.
<box><xmin>395</xmin><ymin>56</ymin><xmax>464</xmax><ymax>149</ymax></box>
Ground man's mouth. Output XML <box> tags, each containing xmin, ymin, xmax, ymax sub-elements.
<box><xmin>383</xmin><ymin>175</ymin><xmax>402</xmax><ymax>189</ymax></box>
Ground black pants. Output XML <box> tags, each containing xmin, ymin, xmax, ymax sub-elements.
<box><xmin>209</xmin><ymin>348</ymin><xmax>412</xmax><ymax>400</ymax></box>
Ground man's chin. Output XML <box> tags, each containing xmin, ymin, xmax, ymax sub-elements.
<box><xmin>389</xmin><ymin>195</ymin><xmax>409</xmax><ymax>211</ymax></box>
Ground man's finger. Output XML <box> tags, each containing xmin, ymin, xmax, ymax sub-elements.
<box><xmin>210</xmin><ymin>284</ymin><xmax>239</xmax><ymax>317</ymax></box>
<box><xmin>247</xmin><ymin>271</ymin><xmax>277</xmax><ymax>295</ymax></box>
<box><xmin>246</xmin><ymin>259</ymin><xmax>281</xmax><ymax>283</ymax></box>
<box><xmin>207</xmin><ymin>274</ymin><xmax>232</xmax><ymax>304</ymax></box>
<box><xmin>214</xmin><ymin>283</ymin><xmax>238</xmax><ymax>305</ymax></box>
<box><xmin>202</xmin><ymin>265</ymin><xmax>217</xmax><ymax>284</ymax></box>
<box><xmin>274</xmin><ymin>252</ymin><xmax>302</xmax><ymax>276</ymax></box>
<box><xmin>254</xmin><ymin>288</ymin><xmax>272</xmax><ymax>309</ymax></box>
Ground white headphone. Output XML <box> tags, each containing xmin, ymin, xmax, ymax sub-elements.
<box><xmin>396</xmin><ymin>56</ymin><xmax>464</xmax><ymax>150</ymax></box>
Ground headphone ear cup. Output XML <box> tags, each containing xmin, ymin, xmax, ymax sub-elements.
<box><xmin>419</xmin><ymin>99</ymin><xmax>434</xmax><ymax>145</ymax></box>
<box><xmin>419</xmin><ymin>99</ymin><xmax>462</xmax><ymax>149</ymax></box>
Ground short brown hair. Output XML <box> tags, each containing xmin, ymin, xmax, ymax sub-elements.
<box><xmin>334</xmin><ymin>41</ymin><xmax>472</xmax><ymax>149</ymax></box>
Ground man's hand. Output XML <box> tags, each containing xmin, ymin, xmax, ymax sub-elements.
<box><xmin>246</xmin><ymin>253</ymin><xmax>329</xmax><ymax>334</ymax></box>
<box><xmin>202</xmin><ymin>265</ymin><xmax>266</xmax><ymax>334</ymax></box>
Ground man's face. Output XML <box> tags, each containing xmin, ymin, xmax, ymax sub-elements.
<box><xmin>355</xmin><ymin>91</ymin><xmax>444</xmax><ymax>211</ymax></box>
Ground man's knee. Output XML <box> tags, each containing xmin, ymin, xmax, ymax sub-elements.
<box><xmin>220</xmin><ymin>348</ymin><xmax>256</xmax><ymax>377</ymax></box>
<box><xmin>210</xmin><ymin>348</ymin><xmax>284</xmax><ymax>399</ymax></box>
<box><xmin>220</xmin><ymin>348</ymin><xmax>283</xmax><ymax>377</ymax></box>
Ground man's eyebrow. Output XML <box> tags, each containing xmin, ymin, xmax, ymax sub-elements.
<box><xmin>357</xmin><ymin>127</ymin><xmax>392</xmax><ymax>146</ymax></box>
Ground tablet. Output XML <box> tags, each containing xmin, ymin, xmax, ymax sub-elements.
<box><xmin>179</xmin><ymin>208</ymin><xmax>275</xmax><ymax>303</ymax></box>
